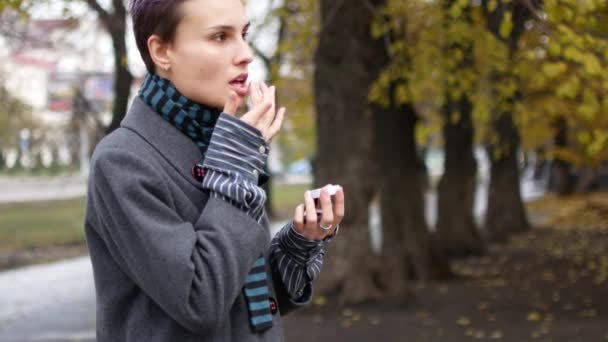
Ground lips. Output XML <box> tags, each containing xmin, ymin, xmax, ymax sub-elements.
<box><xmin>229</xmin><ymin>73</ymin><xmax>249</xmax><ymax>97</ymax></box>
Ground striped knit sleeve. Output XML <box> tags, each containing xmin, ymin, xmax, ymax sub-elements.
<box><xmin>269</xmin><ymin>222</ymin><xmax>325</xmax><ymax>300</ymax></box>
<box><xmin>201</xmin><ymin>113</ymin><xmax>269</xmax><ymax>222</ymax></box>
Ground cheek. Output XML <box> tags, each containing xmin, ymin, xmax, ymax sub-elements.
<box><xmin>181</xmin><ymin>47</ymin><xmax>225</xmax><ymax>83</ymax></box>
<box><xmin>197</xmin><ymin>64</ymin><xmax>220</xmax><ymax>83</ymax></box>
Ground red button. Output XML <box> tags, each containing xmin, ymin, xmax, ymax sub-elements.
<box><xmin>191</xmin><ymin>164</ymin><xmax>205</xmax><ymax>182</ymax></box>
<box><xmin>269</xmin><ymin>297</ymin><xmax>278</xmax><ymax>315</ymax></box>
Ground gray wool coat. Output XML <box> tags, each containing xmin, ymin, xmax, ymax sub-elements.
<box><xmin>84</xmin><ymin>97</ymin><xmax>308</xmax><ymax>341</ymax></box>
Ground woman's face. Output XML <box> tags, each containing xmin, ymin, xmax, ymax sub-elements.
<box><xmin>163</xmin><ymin>0</ymin><xmax>253</xmax><ymax>108</ymax></box>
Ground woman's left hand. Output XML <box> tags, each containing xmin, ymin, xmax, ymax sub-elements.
<box><xmin>292</xmin><ymin>184</ymin><xmax>345</xmax><ymax>241</ymax></box>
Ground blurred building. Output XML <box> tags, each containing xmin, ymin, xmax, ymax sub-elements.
<box><xmin>1</xmin><ymin>17</ymin><xmax>117</xmax><ymax>170</ymax></box>
<box><xmin>3</xmin><ymin>18</ymin><xmax>114</xmax><ymax>122</ymax></box>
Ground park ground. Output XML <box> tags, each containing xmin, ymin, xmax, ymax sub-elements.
<box><xmin>284</xmin><ymin>193</ymin><xmax>608</xmax><ymax>341</ymax></box>
<box><xmin>2</xmin><ymin>185</ymin><xmax>608</xmax><ymax>341</ymax></box>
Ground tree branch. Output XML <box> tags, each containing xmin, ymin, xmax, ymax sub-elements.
<box><xmin>85</xmin><ymin>0</ymin><xmax>109</xmax><ymax>23</ymax></box>
<box><xmin>518</xmin><ymin>0</ymin><xmax>543</xmax><ymax>22</ymax></box>
<box><xmin>321</xmin><ymin>0</ymin><xmax>348</xmax><ymax>32</ymax></box>
<box><xmin>251</xmin><ymin>43</ymin><xmax>271</xmax><ymax>69</ymax></box>
<box><xmin>112</xmin><ymin>0</ymin><xmax>126</xmax><ymax>15</ymax></box>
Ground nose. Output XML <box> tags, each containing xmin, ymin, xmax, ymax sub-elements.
<box><xmin>235</xmin><ymin>38</ymin><xmax>254</xmax><ymax>66</ymax></box>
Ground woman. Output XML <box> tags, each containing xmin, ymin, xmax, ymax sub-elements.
<box><xmin>84</xmin><ymin>0</ymin><xmax>344</xmax><ymax>340</ymax></box>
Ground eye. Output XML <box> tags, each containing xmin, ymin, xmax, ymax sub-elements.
<box><xmin>213</xmin><ymin>32</ymin><xmax>227</xmax><ymax>42</ymax></box>
<box><xmin>242</xmin><ymin>30</ymin><xmax>249</xmax><ymax>40</ymax></box>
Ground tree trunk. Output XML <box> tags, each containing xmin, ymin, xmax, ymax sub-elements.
<box><xmin>574</xmin><ymin>168</ymin><xmax>598</xmax><ymax>193</ymax></box>
<box><xmin>551</xmin><ymin>116</ymin><xmax>573</xmax><ymax>195</ymax></box>
<box><xmin>436</xmin><ymin>95</ymin><xmax>484</xmax><ymax>257</ymax></box>
<box><xmin>313</xmin><ymin>0</ymin><xmax>386</xmax><ymax>304</ymax></box>
<box><xmin>483</xmin><ymin>0</ymin><xmax>534</xmax><ymax>242</ymax></box>
<box><xmin>86</xmin><ymin>1</ymin><xmax>133</xmax><ymax>135</ymax></box>
<box><xmin>373</xmin><ymin>102</ymin><xmax>451</xmax><ymax>293</ymax></box>
<box><xmin>105</xmin><ymin>12</ymin><xmax>133</xmax><ymax>135</ymax></box>
<box><xmin>485</xmin><ymin>113</ymin><xmax>530</xmax><ymax>242</ymax></box>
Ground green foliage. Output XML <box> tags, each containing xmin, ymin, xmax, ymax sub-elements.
<box><xmin>0</xmin><ymin>0</ymin><xmax>26</xmax><ymax>12</ymax></box>
<box><xmin>367</xmin><ymin>0</ymin><xmax>608</xmax><ymax>168</ymax></box>
<box><xmin>518</xmin><ymin>0</ymin><xmax>608</xmax><ymax>168</ymax></box>
<box><xmin>270</xmin><ymin>0</ymin><xmax>319</xmax><ymax>165</ymax></box>
<box><xmin>0</xmin><ymin>86</ymin><xmax>35</xmax><ymax>150</ymax></box>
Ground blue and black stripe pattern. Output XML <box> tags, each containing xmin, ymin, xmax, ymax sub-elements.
<box><xmin>139</xmin><ymin>74</ymin><xmax>273</xmax><ymax>332</ymax></box>
<box><xmin>202</xmin><ymin>115</ymin><xmax>273</xmax><ymax>331</ymax></box>
<box><xmin>201</xmin><ymin>113</ymin><xmax>268</xmax><ymax>220</ymax></box>
<box><xmin>138</xmin><ymin>73</ymin><xmax>221</xmax><ymax>155</ymax></box>
<box><xmin>243</xmin><ymin>257</ymin><xmax>273</xmax><ymax>330</ymax></box>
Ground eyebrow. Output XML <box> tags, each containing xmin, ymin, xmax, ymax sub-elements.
<box><xmin>207</xmin><ymin>22</ymin><xmax>251</xmax><ymax>32</ymax></box>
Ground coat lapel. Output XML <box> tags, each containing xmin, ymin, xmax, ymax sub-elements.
<box><xmin>121</xmin><ymin>97</ymin><xmax>204</xmax><ymax>189</ymax></box>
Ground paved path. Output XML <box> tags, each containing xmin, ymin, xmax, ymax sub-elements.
<box><xmin>0</xmin><ymin>176</ymin><xmax>86</xmax><ymax>204</ymax></box>
<box><xmin>0</xmin><ymin>257</ymin><xmax>96</xmax><ymax>341</ymax></box>
<box><xmin>0</xmin><ymin>223</ymin><xmax>287</xmax><ymax>341</ymax></box>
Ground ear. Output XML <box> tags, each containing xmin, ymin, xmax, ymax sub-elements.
<box><xmin>147</xmin><ymin>35</ymin><xmax>172</xmax><ymax>72</ymax></box>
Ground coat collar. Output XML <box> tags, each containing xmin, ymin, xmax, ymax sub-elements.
<box><xmin>121</xmin><ymin>96</ymin><xmax>204</xmax><ymax>189</ymax></box>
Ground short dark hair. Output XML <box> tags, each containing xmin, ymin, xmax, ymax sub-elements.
<box><xmin>130</xmin><ymin>0</ymin><xmax>188</xmax><ymax>73</ymax></box>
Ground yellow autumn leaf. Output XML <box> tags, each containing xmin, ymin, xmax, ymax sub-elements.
<box><xmin>527</xmin><ymin>311</ymin><xmax>542</xmax><ymax>321</ymax></box>
<box><xmin>456</xmin><ymin>316</ymin><xmax>471</xmax><ymax>326</ymax></box>
<box><xmin>499</xmin><ymin>12</ymin><xmax>513</xmax><ymax>39</ymax></box>
<box><xmin>581</xmin><ymin>53</ymin><xmax>602</xmax><ymax>76</ymax></box>
<box><xmin>313</xmin><ymin>296</ymin><xmax>326</xmax><ymax>306</ymax></box>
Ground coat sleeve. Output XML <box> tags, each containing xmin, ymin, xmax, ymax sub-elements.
<box><xmin>87</xmin><ymin>147</ymin><xmax>268</xmax><ymax>335</ymax></box>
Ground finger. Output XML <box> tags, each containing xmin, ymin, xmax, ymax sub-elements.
<box><xmin>266</xmin><ymin>107</ymin><xmax>285</xmax><ymax>141</ymax></box>
<box><xmin>258</xmin><ymin>85</ymin><xmax>276</xmax><ymax>135</ymax></box>
<box><xmin>250</xmin><ymin>82</ymin><xmax>261</xmax><ymax>106</ymax></box>
<box><xmin>252</xmin><ymin>83</ymin><xmax>271</xmax><ymax>120</ymax></box>
<box><xmin>241</xmin><ymin>99</ymin><xmax>272</xmax><ymax>125</ymax></box>
<box><xmin>265</xmin><ymin>85</ymin><xmax>277</xmax><ymax>125</ymax></box>
<box><xmin>257</xmin><ymin>82</ymin><xmax>267</xmax><ymax>107</ymax></box>
<box><xmin>257</xmin><ymin>82</ymin><xmax>264</xmax><ymax>101</ymax></box>
<box><xmin>333</xmin><ymin>186</ymin><xmax>345</xmax><ymax>224</ymax></box>
<box><xmin>293</xmin><ymin>204</ymin><xmax>305</xmax><ymax>234</ymax></box>
<box><xmin>319</xmin><ymin>185</ymin><xmax>334</xmax><ymax>227</ymax></box>
<box><xmin>260</xmin><ymin>82</ymin><xmax>270</xmax><ymax>108</ymax></box>
<box><xmin>223</xmin><ymin>92</ymin><xmax>240</xmax><ymax>115</ymax></box>
<box><xmin>304</xmin><ymin>190</ymin><xmax>317</xmax><ymax>228</ymax></box>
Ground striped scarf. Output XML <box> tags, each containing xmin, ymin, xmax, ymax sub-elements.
<box><xmin>138</xmin><ymin>73</ymin><xmax>273</xmax><ymax>332</ymax></box>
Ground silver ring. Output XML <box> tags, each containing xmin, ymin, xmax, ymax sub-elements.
<box><xmin>319</xmin><ymin>223</ymin><xmax>332</xmax><ymax>231</ymax></box>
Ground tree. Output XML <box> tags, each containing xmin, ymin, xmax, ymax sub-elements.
<box><xmin>249</xmin><ymin>0</ymin><xmax>318</xmax><ymax>219</ymax></box>
<box><xmin>482</xmin><ymin>0</ymin><xmax>535</xmax><ymax>241</ymax></box>
<box><xmin>3</xmin><ymin>0</ymin><xmax>133</xmax><ymax>135</ymax></box>
<box><xmin>434</xmin><ymin>0</ymin><xmax>484</xmax><ymax>257</ymax></box>
<box><xmin>518</xmin><ymin>0</ymin><xmax>608</xmax><ymax>194</ymax></box>
<box><xmin>84</xmin><ymin>0</ymin><xmax>132</xmax><ymax>134</ymax></box>
<box><xmin>0</xmin><ymin>85</ymin><xmax>35</xmax><ymax>151</ymax></box>
<box><xmin>314</xmin><ymin>0</ymin><xmax>388</xmax><ymax>304</ymax></box>
<box><xmin>369</xmin><ymin>0</ymin><xmax>453</xmax><ymax>292</ymax></box>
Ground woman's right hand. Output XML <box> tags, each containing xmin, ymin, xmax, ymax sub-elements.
<box><xmin>223</xmin><ymin>82</ymin><xmax>285</xmax><ymax>143</ymax></box>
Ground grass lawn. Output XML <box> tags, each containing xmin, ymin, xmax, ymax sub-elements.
<box><xmin>0</xmin><ymin>197</ymin><xmax>87</xmax><ymax>270</ymax></box>
<box><xmin>0</xmin><ymin>197</ymin><xmax>87</xmax><ymax>254</ymax></box>
<box><xmin>271</xmin><ymin>182</ymin><xmax>311</xmax><ymax>220</ymax></box>
<box><xmin>0</xmin><ymin>182</ymin><xmax>310</xmax><ymax>270</ymax></box>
